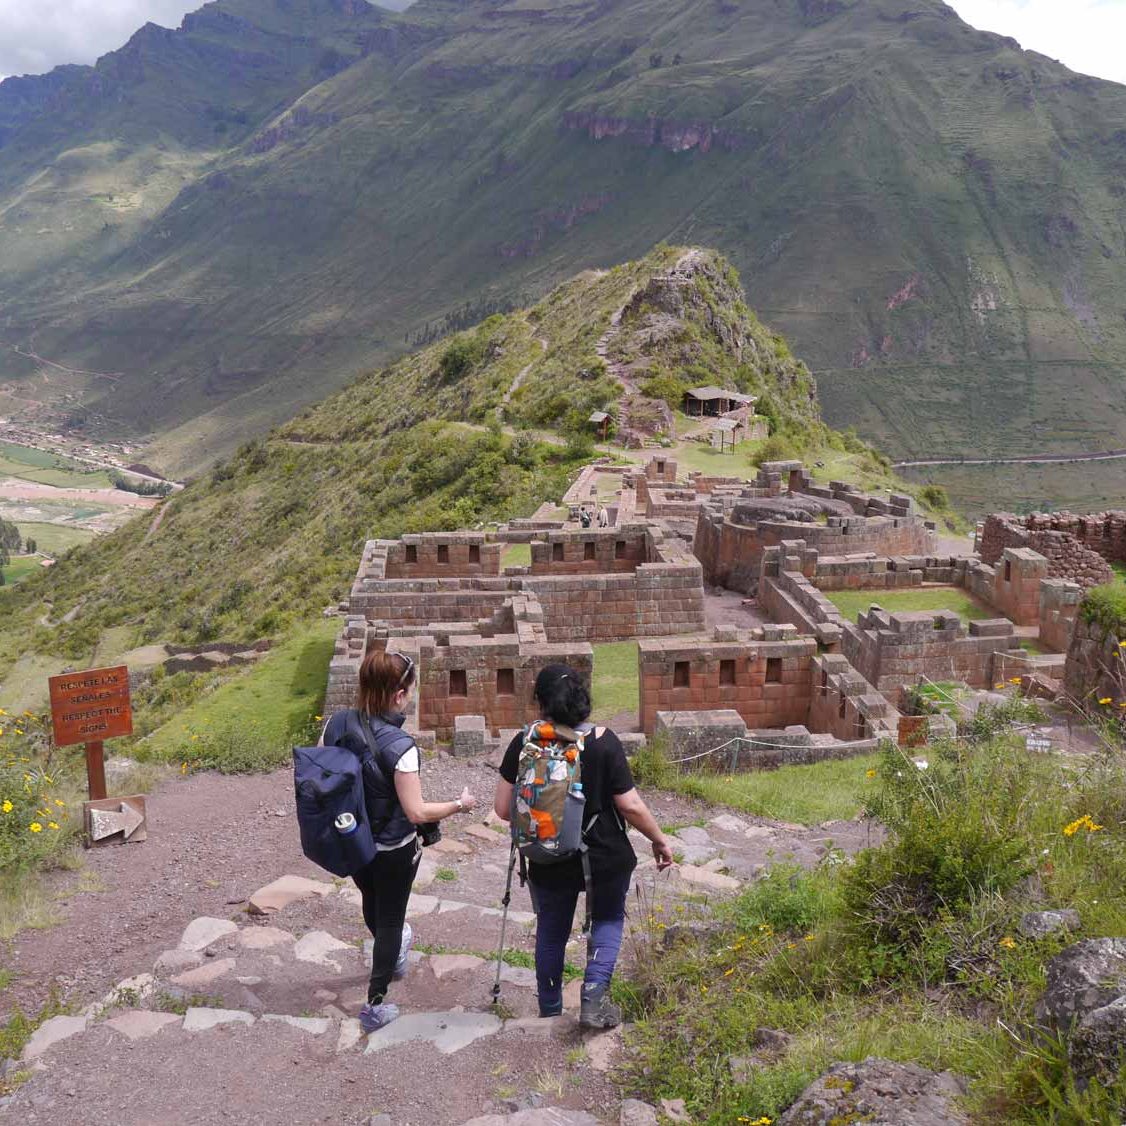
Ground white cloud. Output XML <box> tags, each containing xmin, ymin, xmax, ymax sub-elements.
<box><xmin>0</xmin><ymin>1</ymin><xmax>198</xmax><ymax>80</ymax></box>
<box><xmin>947</xmin><ymin>0</ymin><xmax>1126</xmax><ymax>86</ymax></box>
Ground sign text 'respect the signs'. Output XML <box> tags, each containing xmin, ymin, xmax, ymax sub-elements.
<box><xmin>48</xmin><ymin>665</ymin><xmax>133</xmax><ymax>747</ymax></box>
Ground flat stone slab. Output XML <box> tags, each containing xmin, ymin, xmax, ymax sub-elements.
<box><xmin>365</xmin><ymin>1011</ymin><xmax>502</xmax><ymax>1055</ymax></box>
<box><xmin>437</xmin><ymin>899</ymin><xmax>471</xmax><ymax>914</ymax></box>
<box><xmin>292</xmin><ymin>930</ymin><xmax>354</xmax><ymax>969</ymax></box>
<box><xmin>460</xmin><ymin>1110</ymin><xmax>599</xmax><ymax>1126</ymax></box>
<box><xmin>430</xmin><ymin>954</ymin><xmax>485</xmax><ymax>979</ymax></box>
<box><xmin>105</xmin><ymin>1011</ymin><xmax>182</xmax><ymax>1041</ymax></box>
<box><xmin>676</xmin><ymin>864</ymin><xmax>740</xmax><ymax>892</ymax></box>
<box><xmin>154</xmin><ymin>948</ymin><xmax>203</xmax><ymax>972</ymax></box>
<box><xmin>406</xmin><ymin>894</ymin><xmax>440</xmax><ymax>917</ymax></box>
<box><xmin>709</xmin><ymin>814</ymin><xmax>749</xmax><ymax>834</ymax></box>
<box><xmin>465</xmin><ymin>824</ymin><xmax>507</xmax><ymax>844</ymax></box>
<box><xmin>172</xmin><ymin>957</ymin><xmax>236</xmax><ymax>988</ymax></box>
<box><xmin>21</xmin><ymin>1014</ymin><xmax>89</xmax><ymax>1061</ymax></box>
<box><xmin>498</xmin><ymin>964</ymin><xmax>537</xmax><ymax>988</ymax></box>
<box><xmin>262</xmin><ymin>1014</ymin><xmax>330</xmax><ymax>1035</ymax></box>
<box><xmin>237</xmin><ymin>926</ymin><xmax>295</xmax><ymax>951</ymax></box>
<box><xmin>502</xmin><ymin>1015</ymin><xmax>577</xmax><ymax>1039</ymax></box>
<box><xmin>479</xmin><ymin>907</ymin><xmax>536</xmax><ymax>925</ymax></box>
<box><xmin>248</xmin><ymin>874</ymin><xmax>333</xmax><ymax>915</ymax></box>
<box><xmin>431</xmin><ymin>838</ymin><xmax>473</xmax><ymax>855</ymax></box>
<box><xmin>182</xmin><ymin>1007</ymin><xmax>256</xmax><ymax>1032</ymax></box>
<box><xmin>676</xmin><ymin>827</ymin><xmax>712</xmax><ymax>846</ymax></box>
<box><xmin>586</xmin><ymin>1025</ymin><xmax>624</xmax><ymax>1072</ymax></box>
<box><xmin>179</xmin><ymin>917</ymin><xmax>239</xmax><ymax>952</ymax></box>
<box><xmin>415</xmin><ymin>857</ymin><xmax>438</xmax><ymax>889</ymax></box>
<box><xmin>336</xmin><ymin>1018</ymin><xmax>363</xmax><ymax>1053</ymax></box>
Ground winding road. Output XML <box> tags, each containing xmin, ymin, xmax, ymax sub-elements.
<box><xmin>894</xmin><ymin>449</ymin><xmax>1126</xmax><ymax>468</ymax></box>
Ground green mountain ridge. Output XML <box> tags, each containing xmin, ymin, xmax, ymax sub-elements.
<box><xmin>0</xmin><ymin>247</ymin><xmax>852</xmax><ymax>701</ymax></box>
<box><xmin>1</xmin><ymin>0</ymin><xmax>1125</xmax><ymax>481</ymax></box>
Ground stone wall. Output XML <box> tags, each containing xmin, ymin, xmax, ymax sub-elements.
<box><xmin>989</xmin><ymin>547</ymin><xmax>1049</xmax><ymax>627</ymax></box>
<box><xmin>384</xmin><ymin>533</ymin><xmax>501</xmax><ymax>579</ymax></box>
<box><xmin>808</xmin><ymin>652</ymin><xmax>899</xmax><ymax>741</ymax></box>
<box><xmin>1064</xmin><ymin>613</ymin><xmax>1126</xmax><ymax>711</ymax></box>
<box><xmin>843</xmin><ymin>609</ymin><xmax>1023</xmax><ymax>694</ymax></box>
<box><xmin>980</xmin><ymin>513</ymin><xmax>1117</xmax><ymax>590</ymax></box>
<box><xmin>638</xmin><ymin>625</ymin><xmax>816</xmax><ymax>735</ymax></box>
<box><xmin>529</xmin><ymin>528</ymin><xmax>647</xmax><ymax>575</ymax></box>
<box><xmin>1040</xmin><ymin>578</ymin><xmax>1083</xmax><ymax>654</ymax></box>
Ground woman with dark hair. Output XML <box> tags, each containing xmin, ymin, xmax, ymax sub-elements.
<box><xmin>493</xmin><ymin>663</ymin><xmax>673</xmax><ymax>1028</ymax></box>
<box><xmin>322</xmin><ymin>648</ymin><xmax>478</xmax><ymax>1032</ymax></box>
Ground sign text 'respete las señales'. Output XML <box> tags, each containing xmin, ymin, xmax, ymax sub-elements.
<box><xmin>48</xmin><ymin>665</ymin><xmax>133</xmax><ymax>747</ymax></box>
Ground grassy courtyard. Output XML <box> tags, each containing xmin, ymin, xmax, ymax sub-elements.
<box><xmin>591</xmin><ymin>640</ymin><xmax>639</xmax><ymax>724</ymax></box>
<box><xmin>825</xmin><ymin>585</ymin><xmax>994</xmax><ymax>625</ymax></box>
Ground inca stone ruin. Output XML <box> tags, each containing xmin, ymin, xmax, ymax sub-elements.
<box><xmin>326</xmin><ymin>457</ymin><xmax>1126</xmax><ymax>762</ymax></box>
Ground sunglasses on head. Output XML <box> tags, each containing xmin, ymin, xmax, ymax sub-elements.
<box><xmin>389</xmin><ymin>650</ymin><xmax>415</xmax><ymax>687</ymax></box>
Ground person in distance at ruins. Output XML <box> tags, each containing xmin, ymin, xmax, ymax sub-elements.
<box><xmin>321</xmin><ymin>648</ymin><xmax>478</xmax><ymax>1032</ymax></box>
<box><xmin>493</xmin><ymin>664</ymin><xmax>674</xmax><ymax>1028</ymax></box>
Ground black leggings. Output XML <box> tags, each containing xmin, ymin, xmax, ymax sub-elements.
<box><xmin>353</xmin><ymin>839</ymin><xmax>421</xmax><ymax>1004</ymax></box>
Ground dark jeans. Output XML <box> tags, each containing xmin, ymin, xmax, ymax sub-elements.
<box><xmin>529</xmin><ymin>870</ymin><xmax>631</xmax><ymax>1010</ymax></box>
<box><xmin>353</xmin><ymin>838</ymin><xmax>421</xmax><ymax>1004</ymax></box>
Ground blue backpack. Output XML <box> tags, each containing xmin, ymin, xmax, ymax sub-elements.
<box><xmin>293</xmin><ymin>713</ymin><xmax>378</xmax><ymax>877</ymax></box>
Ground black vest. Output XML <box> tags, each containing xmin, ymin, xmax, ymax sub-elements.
<box><xmin>343</xmin><ymin>710</ymin><xmax>417</xmax><ymax>846</ymax></box>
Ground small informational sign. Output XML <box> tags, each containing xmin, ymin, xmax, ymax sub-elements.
<box><xmin>1026</xmin><ymin>734</ymin><xmax>1053</xmax><ymax>753</ymax></box>
<box><xmin>48</xmin><ymin>665</ymin><xmax>132</xmax><ymax>747</ymax></box>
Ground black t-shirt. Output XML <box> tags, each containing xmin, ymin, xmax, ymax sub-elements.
<box><xmin>500</xmin><ymin>726</ymin><xmax>637</xmax><ymax>890</ymax></box>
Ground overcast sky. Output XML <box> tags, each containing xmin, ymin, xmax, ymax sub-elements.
<box><xmin>0</xmin><ymin>0</ymin><xmax>1124</xmax><ymax>86</ymax></box>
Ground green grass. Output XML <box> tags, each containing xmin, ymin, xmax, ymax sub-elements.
<box><xmin>1112</xmin><ymin>562</ymin><xmax>1126</xmax><ymax>586</ymax></box>
<box><xmin>825</xmin><ymin>586</ymin><xmax>993</xmax><ymax>625</ymax></box>
<box><xmin>15</xmin><ymin>523</ymin><xmax>96</xmax><ymax>556</ymax></box>
<box><xmin>671</xmin><ymin>441</ymin><xmax>758</xmax><ymax>476</ymax></box>
<box><xmin>673</xmin><ymin>753</ymin><xmax>881</xmax><ymax>826</ymax></box>
<box><xmin>591</xmin><ymin>641</ymin><xmax>639</xmax><ymax>724</ymax></box>
<box><xmin>1</xmin><ymin>555</ymin><xmax>41</xmax><ymax>585</ymax></box>
<box><xmin>0</xmin><ymin>443</ymin><xmax>112</xmax><ymax>489</ymax></box>
<box><xmin>134</xmin><ymin>621</ymin><xmax>337</xmax><ymax>773</ymax></box>
<box><xmin>501</xmin><ymin>543</ymin><xmax>532</xmax><ymax>569</ymax></box>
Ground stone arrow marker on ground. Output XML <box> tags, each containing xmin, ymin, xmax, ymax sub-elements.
<box><xmin>88</xmin><ymin>801</ymin><xmax>145</xmax><ymax>843</ymax></box>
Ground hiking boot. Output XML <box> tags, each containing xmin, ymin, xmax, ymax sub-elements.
<box><xmin>392</xmin><ymin>923</ymin><xmax>413</xmax><ymax>981</ymax></box>
<box><xmin>579</xmin><ymin>983</ymin><xmax>621</xmax><ymax>1029</ymax></box>
<box><xmin>538</xmin><ymin>996</ymin><xmax>563</xmax><ymax>1018</ymax></box>
<box><xmin>358</xmin><ymin>1001</ymin><xmax>399</xmax><ymax>1034</ymax></box>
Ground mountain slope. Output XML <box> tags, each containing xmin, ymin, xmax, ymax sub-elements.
<box><xmin>2</xmin><ymin>0</ymin><xmax>1125</xmax><ymax>476</ymax></box>
<box><xmin>0</xmin><ymin>247</ymin><xmax>835</xmax><ymax>693</ymax></box>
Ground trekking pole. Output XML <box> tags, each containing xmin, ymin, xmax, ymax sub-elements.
<box><xmin>491</xmin><ymin>842</ymin><xmax>519</xmax><ymax>1007</ymax></box>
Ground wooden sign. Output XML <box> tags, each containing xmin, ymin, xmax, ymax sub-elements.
<box><xmin>48</xmin><ymin>665</ymin><xmax>133</xmax><ymax>747</ymax></box>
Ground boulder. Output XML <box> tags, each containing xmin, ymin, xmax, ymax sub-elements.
<box><xmin>1068</xmin><ymin>995</ymin><xmax>1126</xmax><ymax>1085</ymax></box>
<box><xmin>1018</xmin><ymin>909</ymin><xmax>1081</xmax><ymax>940</ymax></box>
<box><xmin>1038</xmin><ymin>938</ymin><xmax>1126</xmax><ymax>1027</ymax></box>
<box><xmin>778</xmin><ymin>1058</ymin><xmax>969</xmax><ymax>1125</ymax></box>
<box><xmin>620</xmin><ymin>1100</ymin><xmax>660</xmax><ymax>1126</ymax></box>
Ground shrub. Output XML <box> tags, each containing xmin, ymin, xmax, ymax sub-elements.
<box><xmin>919</xmin><ymin>484</ymin><xmax>949</xmax><ymax>511</ymax></box>
<box><xmin>1081</xmin><ymin>583</ymin><xmax>1126</xmax><ymax>637</ymax></box>
<box><xmin>840</xmin><ymin>741</ymin><xmax>1040</xmax><ymax>972</ymax></box>
<box><xmin>750</xmin><ymin>434</ymin><xmax>799</xmax><ymax>466</ymax></box>
<box><xmin>438</xmin><ymin>335</ymin><xmax>486</xmax><ymax>382</ymax></box>
<box><xmin>640</xmin><ymin>373</ymin><xmax>690</xmax><ymax>410</ymax></box>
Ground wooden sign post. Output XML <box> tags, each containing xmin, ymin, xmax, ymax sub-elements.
<box><xmin>48</xmin><ymin>665</ymin><xmax>146</xmax><ymax>845</ymax></box>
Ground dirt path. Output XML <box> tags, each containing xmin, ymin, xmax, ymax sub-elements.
<box><xmin>495</xmin><ymin>338</ymin><xmax>548</xmax><ymax>421</ymax></box>
<box><xmin>1</xmin><ymin>755</ymin><xmax>872</xmax><ymax>1123</ymax></box>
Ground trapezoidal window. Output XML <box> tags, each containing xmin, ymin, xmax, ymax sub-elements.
<box><xmin>552</xmin><ymin>543</ymin><xmax>564</xmax><ymax>562</ymax></box>
<box><xmin>673</xmin><ymin>661</ymin><xmax>690</xmax><ymax>689</ymax></box>
<box><xmin>656</xmin><ymin>460</ymin><xmax>666</xmax><ymax>474</ymax></box>
<box><xmin>584</xmin><ymin>542</ymin><xmax>596</xmax><ymax>561</ymax></box>
<box><xmin>468</xmin><ymin>545</ymin><xmax>481</xmax><ymax>564</ymax></box>
<box><xmin>838</xmin><ymin>695</ymin><xmax>847</xmax><ymax>720</ymax></box>
<box><xmin>437</xmin><ymin>544</ymin><xmax>450</xmax><ymax>564</ymax></box>
<box><xmin>1004</xmin><ymin>560</ymin><xmax>1012</xmax><ymax>582</ymax></box>
<box><xmin>766</xmin><ymin>657</ymin><xmax>782</xmax><ymax>683</ymax></box>
<box><xmin>614</xmin><ymin>540</ymin><xmax>627</xmax><ymax>559</ymax></box>
<box><xmin>496</xmin><ymin>668</ymin><xmax>515</xmax><ymax>696</ymax></box>
<box><xmin>404</xmin><ymin>545</ymin><xmax>418</xmax><ymax>564</ymax></box>
<box><xmin>449</xmin><ymin>669</ymin><xmax>468</xmax><ymax>697</ymax></box>
<box><xmin>719</xmin><ymin>659</ymin><xmax>736</xmax><ymax>686</ymax></box>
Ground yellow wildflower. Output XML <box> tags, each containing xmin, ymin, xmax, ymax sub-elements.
<box><xmin>1118</xmin><ymin>641</ymin><xmax>1126</xmax><ymax>648</ymax></box>
<box><xmin>993</xmin><ymin>683</ymin><xmax>1004</xmax><ymax>690</ymax></box>
<box><xmin>866</xmin><ymin>769</ymin><xmax>877</xmax><ymax>779</ymax></box>
<box><xmin>1063</xmin><ymin>815</ymin><xmax>1104</xmax><ymax>837</ymax></box>
<box><xmin>14</xmin><ymin>728</ymin><xmax>22</xmax><ymax>736</ymax></box>
<box><xmin>48</xmin><ymin>822</ymin><xmax>59</xmax><ymax>831</ymax></box>
<box><xmin>724</xmin><ymin>968</ymin><xmax>735</xmax><ymax>976</ymax></box>
<box><xmin>29</xmin><ymin>822</ymin><xmax>42</xmax><ymax>833</ymax></box>
<box><xmin>1</xmin><ymin>800</ymin><xmax>12</xmax><ymax>814</ymax></box>
<box><xmin>54</xmin><ymin>799</ymin><xmax>65</xmax><ymax>807</ymax></box>
<box><xmin>0</xmin><ymin>708</ymin><xmax>6</xmax><ymax>716</ymax></box>
<box><xmin>998</xmin><ymin>936</ymin><xmax>1016</xmax><ymax>950</ymax></box>
<box><xmin>1098</xmin><ymin>697</ymin><xmax>1113</xmax><ymax>706</ymax></box>
<box><xmin>1009</xmin><ymin>677</ymin><xmax>1022</xmax><ymax>685</ymax></box>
